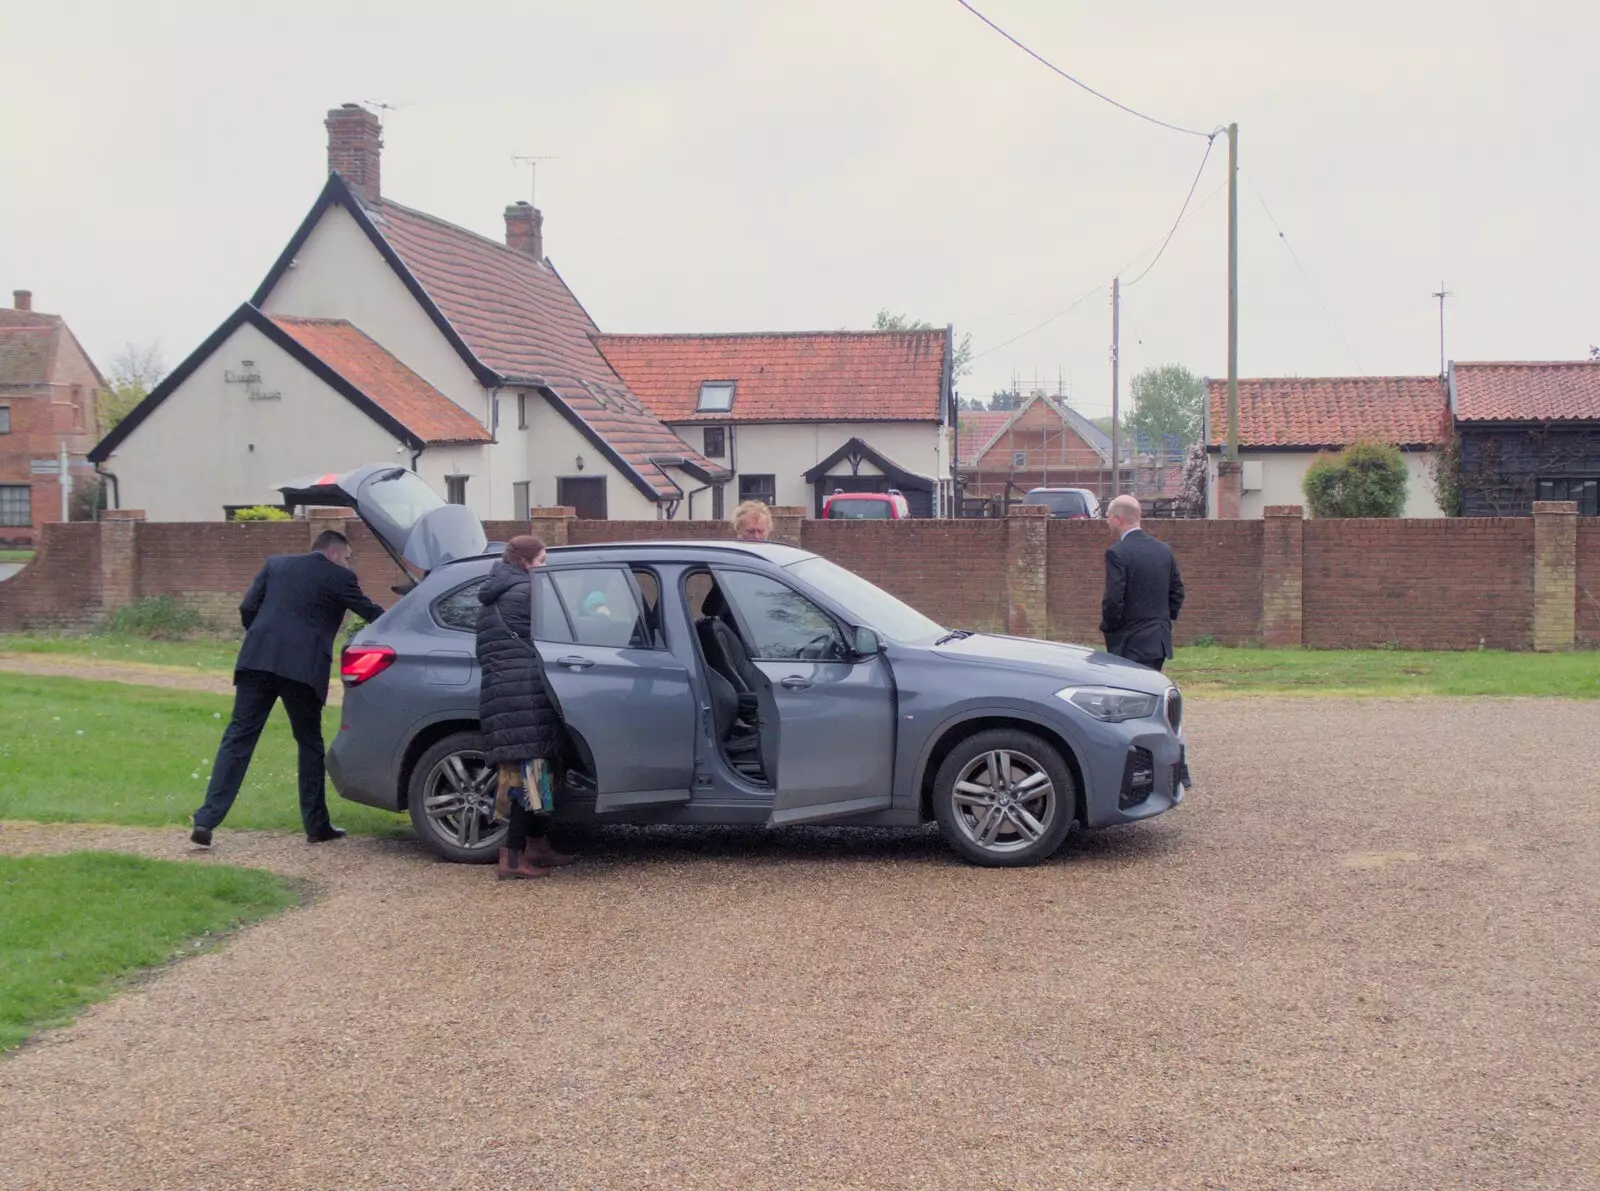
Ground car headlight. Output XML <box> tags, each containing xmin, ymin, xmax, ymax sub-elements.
<box><xmin>1055</xmin><ymin>685</ymin><xmax>1160</xmax><ymax>723</ymax></box>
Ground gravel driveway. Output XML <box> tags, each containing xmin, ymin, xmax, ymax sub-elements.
<box><xmin>3</xmin><ymin>697</ymin><xmax>1598</xmax><ymax>1190</ymax></box>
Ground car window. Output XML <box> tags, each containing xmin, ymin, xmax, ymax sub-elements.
<box><xmin>631</xmin><ymin>567</ymin><xmax>665</xmax><ymax>648</ymax></box>
<box><xmin>827</xmin><ymin>498</ymin><xmax>891</xmax><ymax>520</ymax></box>
<box><xmin>549</xmin><ymin>567</ymin><xmax>646</xmax><ymax>649</ymax></box>
<box><xmin>716</xmin><ymin>569</ymin><xmax>847</xmax><ymax>661</ymax></box>
<box><xmin>531</xmin><ymin>572</ymin><xmax>574</xmax><ymax>644</ymax></box>
<box><xmin>433</xmin><ymin>577</ymin><xmax>486</xmax><ymax>632</ymax></box>
<box><xmin>1028</xmin><ymin>491</ymin><xmax>1088</xmax><ymax>517</ymax></box>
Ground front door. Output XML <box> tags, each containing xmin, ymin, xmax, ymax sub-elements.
<box><xmin>557</xmin><ymin>476</ymin><xmax>608</xmax><ymax>520</ymax></box>
<box><xmin>713</xmin><ymin>568</ymin><xmax>895</xmax><ymax>824</ymax></box>
<box><xmin>532</xmin><ymin>566</ymin><xmax>695</xmax><ymax>810</ymax></box>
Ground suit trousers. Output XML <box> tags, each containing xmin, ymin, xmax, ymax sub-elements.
<box><xmin>195</xmin><ymin>669</ymin><xmax>332</xmax><ymax>834</ymax></box>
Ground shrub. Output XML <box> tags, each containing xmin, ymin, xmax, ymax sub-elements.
<box><xmin>1301</xmin><ymin>440</ymin><xmax>1408</xmax><ymax>518</ymax></box>
<box><xmin>231</xmin><ymin>505</ymin><xmax>291</xmax><ymax>522</ymax></box>
<box><xmin>108</xmin><ymin>596</ymin><xmax>204</xmax><ymax>639</ymax></box>
<box><xmin>1428</xmin><ymin>433</ymin><xmax>1463</xmax><ymax>517</ymax></box>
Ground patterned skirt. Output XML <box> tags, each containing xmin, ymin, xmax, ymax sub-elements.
<box><xmin>494</xmin><ymin>758</ymin><xmax>557</xmax><ymax>820</ymax></box>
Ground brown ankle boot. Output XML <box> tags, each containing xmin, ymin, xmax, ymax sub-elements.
<box><xmin>496</xmin><ymin>846</ymin><xmax>550</xmax><ymax>880</ymax></box>
<box><xmin>526</xmin><ymin>837</ymin><xmax>579</xmax><ymax>868</ymax></box>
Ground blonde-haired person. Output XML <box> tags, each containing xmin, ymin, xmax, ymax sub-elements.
<box><xmin>475</xmin><ymin>534</ymin><xmax>578</xmax><ymax>879</ymax></box>
<box><xmin>735</xmin><ymin>500</ymin><xmax>773</xmax><ymax>541</ymax></box>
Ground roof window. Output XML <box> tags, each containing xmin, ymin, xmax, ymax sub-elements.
<box><xmin>696</xmin><ymin>381</ymin><xmax>735</xmax><ymax>413</ymax></box>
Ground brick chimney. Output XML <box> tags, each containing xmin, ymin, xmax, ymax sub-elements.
<box><xmin>13</xmin><ymin>289</ymin><xmax>31</xmax><ymax>311</ymax></box>
<box><xmin>504</xmin><ymin>201</ymin><xmax>544</xmax><ymax>261</ymax></box>
<box><xmin>326</xmin><ymin>103</ymin><xmax>382</xmax><ymax>205</ymax></box>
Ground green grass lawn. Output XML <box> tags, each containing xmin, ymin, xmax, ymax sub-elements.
<box><xmin>0</xmin><ymin>673</ymin><xmax>411</xmax><ymax>836</ymax></box>
<box><xmin>0</xmin><ymin>549</ymin><xmax>35</xmax><ymax>564</ymax></box>
<box><xmin>1169</xmin><ymin>645</ymin><xmax>1600</xmax><ymax>697</ymax></box>
<box><xmin>0</xmin><ymin>851</ymin><xmax>295</xmax><ymax>1050</ymax></box>
<box><xmin>0</xmin><ymin>631</ymin><xmax>242</xmax><ymax>672</ymax></box>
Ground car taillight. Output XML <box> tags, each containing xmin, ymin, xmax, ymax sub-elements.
<box><xmin>341</xmin><ymin>645</ymin><xmax>396</xmax><ymax>686</ymax></box>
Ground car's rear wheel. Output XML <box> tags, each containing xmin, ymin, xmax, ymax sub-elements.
<box><xmin>932</xmin><ymin>729</ymin><xmax>1076</xmax><ymax>867</ymax></box>
<box><xmin>407</xmin><ymin>732</ymin><xmax>506</xmax><ymax>864</ymax></box>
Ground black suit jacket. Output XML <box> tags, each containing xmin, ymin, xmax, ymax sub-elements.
<box><xmin>1100</xmin><ymin>529</ymin><xmax>1185</xmax><ymax>662</ymax></box>
<box><xmin>234</xmin><ymin>553</ymin><xmax>386</xmax><ymax>704</ymax></box>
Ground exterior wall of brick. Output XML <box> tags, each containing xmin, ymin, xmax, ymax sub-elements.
<box><xmin>1261</xmin><ymin>506</ymin><xmax>1305</xmax><ymax>647</ymax></box>
<box><xmin>0</xmin><ymin>521</ymin><xmax>102</xmax><ymax>628</ymax></box>
<box><xmin>1577</xmin><ymin>519</ymin><xmax>1600</xmax><ymax>648</ymax></box>
<box><xmin>0</xmin><ymin>323</ymin><xmax>102</xmax><ymax>545</ymax></box>
<box><xmin>1531</xmin><ymin>502</ymin><xmax>1578</xmax><ymax>651</ymax></box>
<box><xmin>1303</xmin><ymin>518</ymin><xmax>1533</xmax><ymax>649</ymax></box>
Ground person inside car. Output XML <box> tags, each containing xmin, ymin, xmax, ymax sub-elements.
<box><xmin>475</xmin><ymin>534</ymin><xmax>579</xmax><ymax>880</ymax></box>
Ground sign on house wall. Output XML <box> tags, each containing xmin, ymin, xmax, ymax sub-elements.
<box><xmin>223</xmin><ymin>361</ymin><xmax>282</xmax><ymax>401</ymax></box>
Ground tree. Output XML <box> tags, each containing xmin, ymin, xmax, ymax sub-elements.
<box><xmin>1177</xmin><ymin>442</ymin><xmax>1207</xmax><ymax>516</ymax></box>
<box><xmin>872</xmin><ymin>309</ymin><xmax>972</xmax><ymax>379</ymax></box>
<box><xmin>1125</xmin><ymin>364</ymin><xmax>1204</xmax><ymax>454</ymax></box>
<box><xmin>1301</xmin><ymin>440</ymin><xmax>1408</xmax><ymax>518</ymax></box>
<box><xmin>101</xmin><ymin>341</ymin><xmax>167</xmax><ymax>436</ymax></box>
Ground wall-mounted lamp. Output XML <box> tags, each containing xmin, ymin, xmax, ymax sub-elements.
<box><xmin>575</xmin><ymin>455</ymin><xmax>585</xmax><ymax>471</ymax></box>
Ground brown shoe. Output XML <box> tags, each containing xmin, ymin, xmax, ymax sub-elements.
<box><xmin>496</xmin><ymin>846</ymin><xmax>550</xmax><ymax>880</ymax></box>
<box><xmin>526</xmin><ymin>838</ymin><xmax>579</xmax><ymax>868</ymax></box>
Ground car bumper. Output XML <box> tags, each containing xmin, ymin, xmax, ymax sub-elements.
<box><xmin>1080</xmin><ymin>720</ymin><xmax>1188</xmax><ymax>828</ymax></box>
<box><xmin>327</xmin><ymin>690</ymin><xmax>411</xmax><ymax>812</ymax></box>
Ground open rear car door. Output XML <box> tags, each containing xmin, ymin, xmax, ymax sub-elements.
<box><xmin>277</xmin><ymin>464</ymin><xmax>487</xmax><ymax>588</ymax></box>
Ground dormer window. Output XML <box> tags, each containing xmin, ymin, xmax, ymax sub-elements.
<box><xmin>697</xmin><ymin>381</ymin><xmax>735</xmax><ymax>413</ymax></box>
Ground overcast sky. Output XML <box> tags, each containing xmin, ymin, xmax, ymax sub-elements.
<box><xmin>4</xmin><ymin>0</ymin><xmax>1596</xmax><ymax>416</ymax></box>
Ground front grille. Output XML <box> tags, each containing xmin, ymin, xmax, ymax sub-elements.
<box><xmin>1119</xmin><ymin>746</ymin><xmax>1156</xmax><ymax>809</ymax></box>
<box><xmin>1165</xmin><ymin>687</ymin><xmax>1183</xmax><ymax>733</ymax></box>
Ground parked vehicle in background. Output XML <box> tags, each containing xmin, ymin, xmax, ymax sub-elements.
<box><xmin>289</xmin><ymin>465</ymin><xmax>1189</xmax><ymax>869</ymax></box>
<box><xmin>1024</xmin><ymin>487</ymin><xmax>1102</xmax><ymax>520</ymax></box>
<box><xmin>821</xmin><ymin>490</ymin><xmax>912</xmax><ymax>520</ymax></box>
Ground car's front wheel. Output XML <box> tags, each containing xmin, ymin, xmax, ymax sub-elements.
<box><xmin>407</xmin><ymin>732</ymin><xmax>507</xmax><ymax>864</ymax></box>
<box><xmin>932</xmin><ymin>729</ymin><xmax>1077</xmax><ymax>867</ymax></box>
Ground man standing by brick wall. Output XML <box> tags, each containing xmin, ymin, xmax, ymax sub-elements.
<box><xmin>1100</xmin><ymin>495</ymin><xmax>1185</xmax><ymax>672</ymax></box>
<box><xmin>191</xmin><ymin>530</ymin><xmax>386</xmax><ymax>847</ymax></box>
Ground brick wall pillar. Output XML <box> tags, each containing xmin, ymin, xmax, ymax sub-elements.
<box><xmin>1216</xmin><ymin>461</ymin><xmax>1243</xmax><ymax>519</ymax></box>
<box><xmin>768</xmin><ymin>506</ymin><xmax>805</xmax><ymax>547</ymax></box>
<box><xmin>1005</xmin><ymin>504</ymin><xmax>1050</xmax><ymax>637</ymax></box>
<box><xmin>1261</xmin><ymin>505</ymin><xmax>1304</xmax><ymax>647</ymax></box>
<box><xmin>1532</xmin><ymin>500</ymin><xmax>1578</xmax><ymax>652</ymax></box>
<box><xmin>527</xmin><ymin>507</ymin><xmax>576</xmax><ymax>547</ymax></box>
<box><xmin>99</xmin><ymin>508</ymin><xmax>145</xmax><ymax>614</ymax></box>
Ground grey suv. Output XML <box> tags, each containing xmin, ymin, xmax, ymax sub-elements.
<box><xmin>287</xmin><ymin>466</ymin><xmax>1189</xmax><ymax>868</ymax></box>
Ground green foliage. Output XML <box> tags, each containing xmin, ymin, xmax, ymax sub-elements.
<box><xmin>1169</xmin><ymin>645</ymin><xmax>1600</xmax><ymax>698</ymax></box>
<box><xmin>872</xmin><ymin>309</ymin><xmax>972</xmax><ymax>378</ymax></box>
<box><xmin>0</xmin><ymin>852</ymin><xmax>294</xmax><ymax>1049</ymax></box>
<box><xmin>107</xmin><ymin>596</ymin><xmax>204</xmax><ymax>639</ymax></box>
<box><xmin>1127</xmin><ymin>364</ymin><xmax>1205</xmax><ymax>450</ymax></box>
<box><xmin>1428</xmin><ymin>432</ymin><xmax>1463</xmax><ymax>517</ymax></box>
<box><xmin>69</xmin><ymin>479</ymin><xmax>107</xmax><ymax>522</ymax></box>
<box><xmin>100</xmin><ymin>342</ymin><xmax>167</xmax><ymax>437</ymax></box>
<box><xmin>230</xmin><ymin>505</ymin><xmax>292</xmax><ymax>522</ymax></box>
<box><xmin>1301</xmin><ymin>440</ymin><xmax>1408</xmax><ymax>518</ymax></box>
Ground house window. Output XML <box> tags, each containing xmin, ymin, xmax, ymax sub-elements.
<box><xmin>0</xmin><ymin>485</ymin><xmax>30</xmax><ymax>527</ymax></box>
<box><xmin>739</xmin><ymin>474</ymin><xmax>776</xmax><ymax>506</ymax></box>
<box><xmin>1012</xmin><ymin>450</ymin><xmax>1027</xmax><ymax>469</ymax></box>
<box><xmin>445</xmin><ymin>475</ymin><xmax>469</xmax><ymax>505</ymax></box>
<box><xmin>1537</xmin><ymin>477</ymin><xmax>1599</xmax><ymax>517</ymax></box>
<box><xmin>513</xmin><ymin>481</ymin><xmax>531</xmax><ymax>521</ymax></box>
<box><xmin>0</xmin><ymin>405</ymin><xmax>10</xmax><ymax>434</ymax></box>
<box><xmin>703</xmin><ymin>426</ymin><xmax>726</xmax><ymax>458</ymax></box>
<box><xmin>697</xmin><ymin>381</ymin><xmax>736</xmax><ymax>413</ymax></box>
<box><xmin>517</xmin><ymin>393</ymin><xmax>529</xmax><ymax>430</ymax></box>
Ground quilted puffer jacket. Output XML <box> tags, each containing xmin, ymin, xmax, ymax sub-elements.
<box><xmin>475</xmin><ymin>562</ymin><xmax>561</xmax><ymax>766</ymax></box>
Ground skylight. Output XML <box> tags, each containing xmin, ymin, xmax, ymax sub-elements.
<box><xmin>697</xmin><ymin>381</ymin><xmax>735</xmax><ymax>412</ymax></box>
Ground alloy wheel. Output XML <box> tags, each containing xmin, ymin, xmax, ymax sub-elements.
<box><xmin>420</xmin><ymin>749</ymin><xmax>506</xmax><ymax>851</ymax></box>
<box><xmin>950</xmin><ymin>749</ymin><xmax>1058</xmax><ymax>856</ymax></box>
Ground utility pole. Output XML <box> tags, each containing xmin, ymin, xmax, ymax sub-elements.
<box><xmin>1226</xmin><ymin>121</ymin><xmax>1239</xmax><ymax>462</ymax></box>
<box><xmin>1432</xmin><ymin>283</ymin><xmax>1451</xmax><ymax>378</ymax></box>
<box><xmin>1110</xmin><ymin>277</ymin><xmax>1121</xmax><ymax>498</ymax></box>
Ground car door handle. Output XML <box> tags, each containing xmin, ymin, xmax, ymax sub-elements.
<box><xmin>556</xmin><ymin>656</ymin><xmax>596</xmax><ymax>671</ymax></box>
<box><xmin>780</xmin><ymin>676</ymin><xmax>812</xmax><ymax>690</ymax></box>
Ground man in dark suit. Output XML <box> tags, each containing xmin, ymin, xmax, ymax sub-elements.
<box><xmin>191</xmin><ymin>530</ymin><xmax>386</xmax><ymax>846</ymax></box>
<box><xmin>1100</xmin><ymin>495</ymin><xmax>1185</xmax><ymax>672</ymax></box>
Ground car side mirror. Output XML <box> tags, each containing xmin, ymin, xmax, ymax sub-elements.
<box><xmin>852</xmin><ymin>626</ymin><xmax>885</xmax><ymax>657</ymax></box>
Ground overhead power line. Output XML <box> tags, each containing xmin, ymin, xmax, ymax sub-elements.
<box><xmin>1123</xmin><ymin>134</ymin><xmax>1218</xmax><ymax>288</ymax></box>
<box><xmin>970</xmin><ymin>284</ymin><xmax>1106</xmax><ymax>361</ymax></box>
<box><xmin>953</xmin><ymin>0</ymin><xmax>1215</xmax><ymax>139</ymax></box>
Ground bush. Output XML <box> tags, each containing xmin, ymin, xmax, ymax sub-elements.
<box><xmin>1428</xmin><ymin>433</ymin><xmax>1464</xmax><ymax>517</ymax></box>
<box><xmin>108</xmin><ymin>596</ymin><xmax>204</xmax><ymax>639</ymax></box>
<box><xmin>1301</xmin><ymin>440</ymin><xmax>1408</xmax><ymax>518</ymax></box>
<box><xmin>230</xmin><ymin>505</ymin><xmax>291</xmax><ymax>522</ymax></box>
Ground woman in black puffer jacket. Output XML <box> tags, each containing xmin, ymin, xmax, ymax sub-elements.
<box><xmin>476</xmin><ymin>535</ymin><xmax>577</xmax><ymax>879</ymax></box>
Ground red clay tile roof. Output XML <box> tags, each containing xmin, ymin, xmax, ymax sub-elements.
<box><xmin>592</xmin><ymin>331</ymin><xmax>947</xmax><ymax>423</ymax></box>
<box><xmin>365</xmin><ymin>198</ymin><xmax>724</xmax><ymax>498</ymax></box>
<box><xmin>1451</xmin><ymin>361</ymin><xmax>1600</xmax><ymax>422</ymax></box>
<box><xmin>270</xmin><ymin>316</ymin><xmax>490</xmax><ymax>444</ymax></box>
<box><xmin>1206</xmin><ymin>376</ymin><xmax>1448</xmax><ymax>448</ymax></box>
<box><xmin>956</xmin><ymin>410</ymin><xmax>1010</xmax><ymax>461</ymax></box>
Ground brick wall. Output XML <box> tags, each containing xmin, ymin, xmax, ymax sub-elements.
<box><xmin>3</xmin><ymin>512</ymin><xmax>1595</xmax><ymax>651</ymax></box>
<box><xmin>1577</xmin><ymin>520</ymin><xmax>1600</xmax><ymax>648</ymax></box>
<box><xmin>573</xmin><ymin>520</ymin><xmax>737</xmax><ymax>544</ymax></box>
<box><xmin>1303</xmin><ymin>519</ymin><xmax>1533</xmax><ymax>649</ymax></box>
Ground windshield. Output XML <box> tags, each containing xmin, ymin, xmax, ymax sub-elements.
<box><xmin>1027</xmin><ymin>490</ymin><xmax>1089</xmax><ymax>517</ymax></box>
<box><xmin>785</xmin><ymin>556</ymin><xmax>945</xmax><ymax>644</ymax></box>
<box><xmin>827</xmin><ymin>498</ymin><xmax>892</xmax><ymax>519</ymax></box>
<box><xmin>359</xmin><ymin>468</ymin><xmax>446</xmax><ymax>533</ymax></box>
